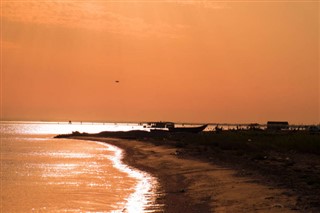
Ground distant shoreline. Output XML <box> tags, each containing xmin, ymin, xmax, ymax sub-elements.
<box><xmin>57</xmin><ymin>131</ymin><xmax>320</xmax><ymax>212</ymax></box>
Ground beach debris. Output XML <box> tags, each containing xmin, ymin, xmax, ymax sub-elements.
<box><xmin>272</xmin><ymin>203</ymin><xmax>284</xmax><ymax>208</ymax></box>
<box><xmin>251</xmin><ymin>154</ymin><xmax>268</xmax><ymax>161</ymax></box>
<box><xmin>179</xmin><ymin>188</ymin><xmax>186</xmax><ymax>193</ymax></box>
<box><xmin>265</xmin><ymin>196</ymin><xmax>274</xmax><ymax>200</ymax></box>
<box><xmin>170</xmin><ymin>150</ymin><xmax>181</xmax><ymax>156</ymax></box>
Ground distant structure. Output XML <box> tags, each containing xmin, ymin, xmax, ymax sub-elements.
<box><xmin>248</xmin><ymin>123</ymin><xmax>261</xmax><ymax>130</ymax></box>
<box><xmin>267</xmin><ymin>121</ymin><xmax>289</xmax><ymax>131</ymax></box>
<box><xmin>308</xmin><ymin>125</ymin><xmax>320</xmax><ymax>133</ymax></box>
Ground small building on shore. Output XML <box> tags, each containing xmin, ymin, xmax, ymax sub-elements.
<box><xmin>267</xmin><ymin>121</ymin><xmax>289</xmax><ymax>131</ymax></box>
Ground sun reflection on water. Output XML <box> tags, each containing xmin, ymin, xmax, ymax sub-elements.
<box><xmin>1</xmin><ymin>122</ymin><xmax>163</xmax><ymax>212</ymax></box>
<box><xmin>1</xmin><ymin>121</ymin><xmax>146</xmax><ymax>136</ymax></box>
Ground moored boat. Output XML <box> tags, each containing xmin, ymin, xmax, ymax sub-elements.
<box><xmin>168</xmin><ymin>124</ymin><xmax>208</xmax><ymax>133</ymax></box>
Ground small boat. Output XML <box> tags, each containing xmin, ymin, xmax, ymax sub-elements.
<box><xmin>147</xmin><ymin>122</ymin><xmax>175</xmax><ymax>129</ymax></box>
<box><xmin>168</xmin><ymin>124</ymin><xmax>208</xmax><ymax>133</ymax></box>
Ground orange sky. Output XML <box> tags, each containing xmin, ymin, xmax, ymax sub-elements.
<box><xmin>1</xmin><ymin>1</ymin><xmax>319</xmax><ymax>124</ymax></box>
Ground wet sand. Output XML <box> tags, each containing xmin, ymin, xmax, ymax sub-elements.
<box><xmin>71</xmin><ymin>136</ymin><xmax>315</xmax><ymax>212</ymax></box>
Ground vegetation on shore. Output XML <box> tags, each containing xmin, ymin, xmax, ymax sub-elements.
<box><xmin>56</xmin><ymin>130</ymin><xmax>320</xmax><ymax>155</ymax></box>
<box><xmin>172</xmin><ymin>131</ymin><xmax>320</xmax><ymax>155</ymax></box>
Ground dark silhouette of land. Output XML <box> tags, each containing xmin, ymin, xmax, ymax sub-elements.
<box><xmin>56</xmin><ymin>130</ymin><xmax>320</xmax><ymax>212</ymax></box>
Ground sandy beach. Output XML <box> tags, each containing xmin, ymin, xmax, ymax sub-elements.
<box><xmin>65</xmin><ymin>132</ymin><xmax>320</xmax><ymax>213</ymax></box>
<box><xmin>5</xmin><ymin>1</ymin><xmax>318</xmax><ymax>212</ymax></box>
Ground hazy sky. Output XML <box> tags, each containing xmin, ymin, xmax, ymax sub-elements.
<box><xmin>2</xmin><ymin>1</ymin><xmax>319</xmax><ymax>124</ymax></box>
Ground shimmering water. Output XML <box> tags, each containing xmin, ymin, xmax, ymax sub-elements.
<box><xmin>0</xmin><ymin>121</ymin><xmax>161</xmax><ymax>212</ymax></box>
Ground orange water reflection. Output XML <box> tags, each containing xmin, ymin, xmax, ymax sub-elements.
<box><xmin>1</xmin><ymin>129</ymin><xmax>163</xmax><ymax>212</ymax></box>
<box><xmin>1</xmin><ymin>121</ymin><xmax>146</xmax><ymax>135</ymax></box>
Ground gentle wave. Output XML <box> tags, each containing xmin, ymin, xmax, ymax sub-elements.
<box><xmin>1</xmin><ymin>122</ymin><xmax>162</xmax><ymax>212</ymax></box>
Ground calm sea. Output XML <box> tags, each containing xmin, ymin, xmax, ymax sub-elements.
<box><xmin>0</xmin><ymin>121</ymin><xmax>161</xmax><ymax>212</ymax></box>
